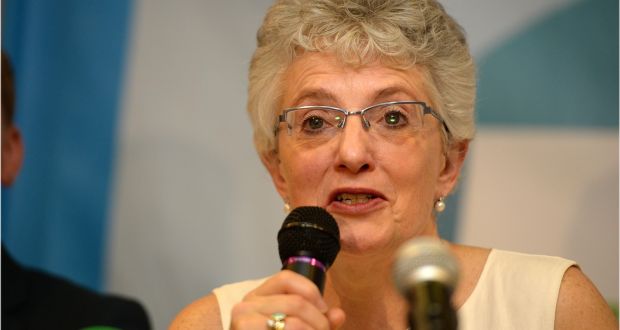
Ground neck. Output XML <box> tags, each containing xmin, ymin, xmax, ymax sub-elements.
<box><xmin>321</xmin><ymin>225</ymin><xmax>441</xmax><ymax>329</ymax></box>
<box><xmin>324</xmin><ymin>250</ymin><xmax>409</xmax><ymax>330</ymax></box>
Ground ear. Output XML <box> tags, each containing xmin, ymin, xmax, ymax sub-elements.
<box><xmin>2</xmin><ymin>125</ymin><xmax>24</xmax><ymax>186</ymax></box>
<box><xmin>260</xmin><ymin>150</ymin><xmax>289</xmax><ymax>201</ymax></box>
<box><xmin>436</xmin><ymin>140</ymin><xmax>469</xmax><ymax>197</ymax></box>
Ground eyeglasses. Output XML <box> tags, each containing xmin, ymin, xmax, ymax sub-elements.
<box><xmin>275</xmin><ymin>101</ymin><xmax>449</xmax><ymax>144</ymax></box>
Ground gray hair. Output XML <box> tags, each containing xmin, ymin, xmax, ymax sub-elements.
<box><xmin>248</xmin><ymin>0</ymin><xmax>476</xmax><ymax>156</ymax></box>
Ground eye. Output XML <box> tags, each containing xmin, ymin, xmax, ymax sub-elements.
<box><xmin>304</xmin><ymin>116</ymin><xmax>325</xmax><ymax>130</ymax></box>
<box><xmin>383</xmin><ymin>110</ymin><xmax>407</xmax><ymax>126</ymax></box>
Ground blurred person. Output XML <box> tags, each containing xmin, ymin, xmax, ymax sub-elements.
<box><xmin>1</xmin><ymin>51</ymin><xmax>151</xmax><ymax>330</ymax></box>
<box><xmin>170</xmin><ymin>1</ymin><xmax>617</xmax><ymax>329</ymax></box>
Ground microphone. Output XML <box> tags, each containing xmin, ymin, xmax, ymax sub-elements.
<box><xmin>277</xmin><ymin>206</ymin><xmax>340</xmax><ymax>294</ymax></box>
<box><xmin>393</xmin><ymin>237</ymin><xmax>459</xmax><ymax>330</ymax></box>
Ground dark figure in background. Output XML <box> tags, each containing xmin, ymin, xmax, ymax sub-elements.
<box><xmin>1</xmin><ymin>51</ymin><xmax>151</xmax><ymax>330</ymax></box>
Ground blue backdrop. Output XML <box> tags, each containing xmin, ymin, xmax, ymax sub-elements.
<box><xmin>2</xmin><ymin>0</ymin><xmax>134</xmax><ymax>290</ymax></box>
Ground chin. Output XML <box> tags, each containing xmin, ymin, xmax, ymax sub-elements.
<box><xmin>337</xmin><ymin>228</ymin><xmax>398</xmax><ymax>256</ymax></box>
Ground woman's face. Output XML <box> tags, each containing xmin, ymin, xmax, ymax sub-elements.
<box><xmin>264</xmin><ymin>52</ymin><xmax>466</xmax><ymax>255</ymax></box>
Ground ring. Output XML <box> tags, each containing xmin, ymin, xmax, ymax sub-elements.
<box><xmin>266</xmin><ymin>312</ymin><xmax>286</xmax><ymax>330</ymax></box>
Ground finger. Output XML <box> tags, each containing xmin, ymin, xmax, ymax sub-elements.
<box><xmin>269</xmin><ymin>315</ymin><xmax>314</xmax><ymax>330</ymax></box>
<box><xmin>229</xmin><ymin>312</ymin><xmax>268</xmax><ymax>330</ymax></box>
<box><xmin>247</xmin><ymin>270</ymin><xmax>328</xmax><ymax>312</ymax></box>
<box><xmin>327</xmin><ymin>308</ymin><xmax>346</xmax><ymax>330</ymax></box>
<box><xmin>235</xmin><ymin>295</ymin><xmax>330</xmax><ymax>330</ymax></box>
<box><xmin>231</xmin><ymin>308</ymin><xmax>320</xmax><ymax>330</ymax></box>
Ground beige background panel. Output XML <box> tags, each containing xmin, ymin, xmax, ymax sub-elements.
<box><xmin>457</xmin><ymin>127</ymin><xmax>618</xmax><ymax>302</ymax></box>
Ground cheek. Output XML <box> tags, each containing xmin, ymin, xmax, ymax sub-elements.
<box><xmin>382</xmin><ymin>137</ymin><xmax>444</xmax><ymax>212</ymax></box>
<box><xmin>280</xmin><ymin>147</ymin><xmax>333</xmax><ymax>205</ymax></box>
<box><xmin>382</xmin><ymin>134</ymin><xmax>442</xmax><ymax>183</ymax></box>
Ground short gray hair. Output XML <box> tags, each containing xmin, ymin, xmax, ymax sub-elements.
<box><xmin>248</xmin><ymin>0</ymin><xmax>476</xmax><ymax>156</ymax></box>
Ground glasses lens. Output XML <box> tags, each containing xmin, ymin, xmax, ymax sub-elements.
<box><xmin>286</xmin><ymin>107</ymin><xmax>343</xmax><ymax>139</ymax></box>
<box><xmin>364</xmin><ymin>103</ymin><xmax>425</xmax><ymax>135</ymax></box>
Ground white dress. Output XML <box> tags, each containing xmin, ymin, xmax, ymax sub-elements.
<box><xmin>213</xmin><ymin>249</ymin><xmax>576</xmax><ymax>329</ymax></box>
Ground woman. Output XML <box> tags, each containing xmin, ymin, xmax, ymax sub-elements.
<box><xmin>171</xmin><ymin>0</ymin><xmax>616</xmax><ymax>329</ymax></box>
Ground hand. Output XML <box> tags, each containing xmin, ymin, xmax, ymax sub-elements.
<box><xmin>230</xmin><ymin>270</ymin><xmax>346</xmax><ymax>329</ymax></box>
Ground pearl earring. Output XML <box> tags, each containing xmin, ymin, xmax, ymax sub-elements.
<box><xmin>434</xmin><ymin>197</ymin><xmax>446</xmax><ymax>213</ymax></box>
<box><xmin>283</xmin><ymin>201</ymin><xmax>291</xmax><ymax>213</ymax></box>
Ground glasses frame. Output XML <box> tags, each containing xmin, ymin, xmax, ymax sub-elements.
<box><xmin>275</xmin><ymin>100</ymin><xmax>450</xmax><ymax>137</ymax></box>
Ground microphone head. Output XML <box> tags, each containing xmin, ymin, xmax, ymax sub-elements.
<box><xmin>393</xmin><ymin>237</ymin><xmax>459</xmax><ymax>295</ymax></box>
<box><xmin>277</xmin><ymin>206</ymin><xmax>340</xmax><ymax>269</ymax></box>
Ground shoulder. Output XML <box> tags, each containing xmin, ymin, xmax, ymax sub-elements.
<box><xmin>6</xmin><ymin>266</ymin><xmax>150</xmax><ymax>329</ymax></box>
<box><xmin>449</xmin><ymin>244</ymin><xmax>490</xmax><ymax>284</ymax></box>
<box><xmin>457</xmin><ymin>246</ymin><xmax>617</xmax><ymax>328</ymax></box>
<box><xmin>478</xmin><ymin>248</ymin><xmax>577</xmax><ymax>279</ymax></box>
<box><xmin>170</xmin><ymin>293</ymin><xmax>222</xmax><ymax>330</ymax></box>
<box><xmin>170</xmin><ymin>278</ymin><xmax>267</xmax><ymax>330</ymax></box>
<box><xmin>451</xmin><ymin>244</ymin><xmax>575</xmax><ymax>280</ymax></box>
<box><xmin>449</xmin><ymin>244</ymin><xmax>490</xmax><ymax>266</ymax></box>
<box><xmin>471</xmin><ymin>248</ymin><xmax>576</xmax><ymax>294</ymax></box>
<box><xmin>555</xmin><ymin>266</ymin><xmax>617</xmax><ymax>329</ymax></box>
<box><xmin>449</xmin><ymin>244</ymin><xmax>491</xmax><ymax>308</ymax></box>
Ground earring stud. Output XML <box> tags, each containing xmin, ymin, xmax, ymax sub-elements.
<box><xmin>434</xmin><ymin>197</ymin><xmax>446</xmax><ymax>213</ymax></box>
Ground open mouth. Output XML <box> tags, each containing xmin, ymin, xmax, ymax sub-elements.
<box><xmin>335</xmin><ymin>193</ymin><xmax>378</xmax><ymax>205</ymax></box>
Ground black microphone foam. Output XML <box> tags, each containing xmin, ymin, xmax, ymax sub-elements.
<box><xmin>277</xmin><ymin>206</ymin><xmax>340</xmax><ymax>292</ymax></box>
<box><xmin>278</xmin><ymin>206</ymin><xmax>340</xmax><ymax>266</ymax></box>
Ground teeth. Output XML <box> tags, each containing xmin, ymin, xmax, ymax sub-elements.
<box><xmin>336</xmin><ymin>193</ymin><xmax>375</xmax><ymax>205</ymax></box>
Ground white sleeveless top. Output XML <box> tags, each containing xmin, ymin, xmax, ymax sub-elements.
<box><xmin>213</xmin><ymin>249</ymin><xmax>576</xmax><ymax>329</ymax></box>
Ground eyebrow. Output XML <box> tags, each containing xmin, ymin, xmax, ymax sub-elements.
<box><xmin>374</xmin><ymin>87</ymin><xmax>414</xmax><ymax>101</ymax></box>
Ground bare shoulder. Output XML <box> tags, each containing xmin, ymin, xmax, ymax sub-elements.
<box><xmin>169</xmin><ymin>293</ymin><xmax>222</xmax><ymax>330</ymax></box>
<box><xmin>449</xmin><ymin>244</ymin><xmax>491</xmax><ymax>259</ymax></box>
<box><xmin>449</xmin><ymin>243</ymin><xmax>491</xmax><ymax>274</ymax></box>
<box><xmin>555</xmin><ymin>266</ymin><xmax>618</xmax><ymax>329</ymax></box>
<box><xmin>448</xmin><ymin>243</ymin><xmax>491</xmax><ymax>308</ymax></box>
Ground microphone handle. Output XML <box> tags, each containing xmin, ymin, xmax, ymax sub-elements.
<box><xmin>407</xmin><ymin>281</ymin><xmax>457</xmax><ymax>330</ymax></box>
<box><xmin>282</xmin><ymin>256</ymin><xmax>327</xmax><ymax>294</ymax></box>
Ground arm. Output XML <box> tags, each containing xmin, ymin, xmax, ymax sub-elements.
<box><xmin>555</xmin><ymin>266</ymin><xmax>618</xmax><ymax>329</ymax></box>
<box><xmin>169</xmin><ymin>294</ymin><xmax>222</xmax><ymax>330</ymax></box>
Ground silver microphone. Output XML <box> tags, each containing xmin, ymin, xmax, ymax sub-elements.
<box><xmin>393</xmin><ymin>237</ymin><xmax>459</xmax><ymax>330</ymax></box>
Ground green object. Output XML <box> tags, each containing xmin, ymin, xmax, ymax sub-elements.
<box><xmin>609</xmin><ymin>302</ymin><xmax>619</xmax><ymax>319</ymax></box>
<box><xmin>80</xmin><ymin>326</ymin><xmax>122</xmax><ymax>330</ymax></box>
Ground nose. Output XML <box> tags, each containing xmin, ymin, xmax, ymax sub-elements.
<box><xmin>334</xmin><ymin>114</ymin><xmax>374</xmax><ymax>174</ymax></box>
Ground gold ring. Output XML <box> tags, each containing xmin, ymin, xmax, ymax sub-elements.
<box><xmin>266</xmin><ymin>312</ymin><xmax>286</xmax><ymax>330</ymax></box>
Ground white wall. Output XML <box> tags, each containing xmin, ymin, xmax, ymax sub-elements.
<box><xmin>107</xmin><ymin>1</ymin><xmax>280</xmax><ymax>328</ymax></box>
